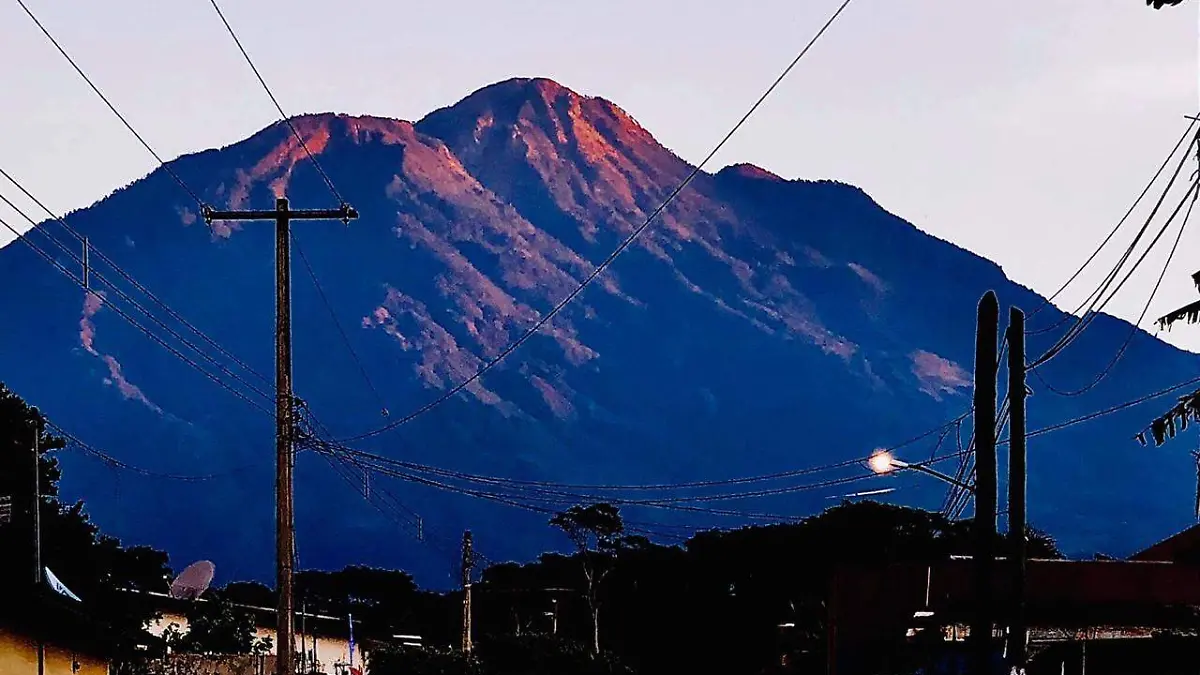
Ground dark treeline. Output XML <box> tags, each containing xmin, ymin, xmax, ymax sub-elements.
<box><xmin>0</xmin><ymin>382</ymin><xmax>1063</xmax><ymax>674</ymax></box>
<box><xmin>0</xmin><ymin>383</ymin><xmax>171</xmax><ymax>655</ymax></box>
<box><xmin>219</xmin><ymin>497</ymin><xmax>1061</xmax><ymax>675</ymax></box>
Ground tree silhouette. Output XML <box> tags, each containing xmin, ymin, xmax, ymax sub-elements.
<box><xmin>162</xmin><ymin>595</ymin><xmax>270</xmax><ymax>655</ymax></box>
<box><xmin>550</xmin><ymin>504</ymin><xmax>631</xmax><ymax>655</ymax></box>
<box><xmin>0</xmin><ymin>383</ymin><xmax>170</xmax><ymax>639</ymax></box>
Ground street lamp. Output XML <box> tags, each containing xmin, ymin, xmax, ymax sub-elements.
<box><xmin>868</xmin><ymin>450</ymin><xmax>974</xmax><ymax>492</ymax></box>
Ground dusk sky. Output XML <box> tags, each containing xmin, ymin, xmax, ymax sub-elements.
<box><xmin>1</xmin><ymin>0</ymin><xmax>1198</xmax><ymax>348</ymax></box>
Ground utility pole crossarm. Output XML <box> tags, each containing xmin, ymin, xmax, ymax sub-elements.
<box><xmin>202</xmin><ymin>204</ymin><xmax>358</xmax><ymax>224</ymax></box>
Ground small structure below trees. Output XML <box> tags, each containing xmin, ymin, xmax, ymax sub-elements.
<box><xmin>829</xmin><ymin>523</ymin><xmax>1200</xmax><ymax>675</ymax></box>
<box><xmin>131</xmin><ymin>589</ymin><xmax>366</xmax><ymax>675</ymax></box>
<box><xmin>0</xmin><ymin>585</ymin><xmax>155</xmax><ymax>675</ymax></box>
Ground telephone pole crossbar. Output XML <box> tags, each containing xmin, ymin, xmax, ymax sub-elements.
<box><xmin>202</xmin><ymin>198</ymin><xmax>357</xmax><ymax>675</ymax></box>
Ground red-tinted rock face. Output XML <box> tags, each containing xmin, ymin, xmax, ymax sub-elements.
<box><xmin>177</xmin><ymin>80</ymin><xmax>880</xmax><ymax>419</ymax></box>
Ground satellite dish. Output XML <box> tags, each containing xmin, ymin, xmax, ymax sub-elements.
<box><xmin>169</xmin><ymin>561</ymin><xmax>215</xmax><ymax>600</ymax></box>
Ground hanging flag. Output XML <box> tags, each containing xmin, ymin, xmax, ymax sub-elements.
<box><xmin>45</xmin><ymin>567</ymin><xmax>82</xmax><ymax>602</ymax></box>
<box><xmin>348</xmin><ymin>612</ymin><xmax>355</xmax><ymax>670</ymax></box>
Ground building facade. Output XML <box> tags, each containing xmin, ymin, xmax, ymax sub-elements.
<box><xmin>828</xmin><ymin>525</ymin><xmax>1200</xmax><ymax>675</ymax></box>
<box><xmin>0</xmin><ymin>587</ymin><xmax>143</xmax><ymax>675</ymax></box>
<box><xmin>0</xmin><ymin>627</ymin><xmax>111</xmax><ymax>675</ymax></box>
<box><xmin>140</xmin><ymin>592</ymin><xmax>364</xmax><ymax>675</ymax></box>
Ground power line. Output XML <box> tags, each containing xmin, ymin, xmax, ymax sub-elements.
<box><xmin>299</xmin><ymin>410</ymin><xmax>435</xmax><ymax>544</ymax></box>
<box><xmin>944</xmin><ymin>212</ymin><xmax>1200</xmax><ymax>513</ymax></box>
<box><xmin>945</xmin><ymin>405</ymin><xmax>1010</xmax><ymax>521</ymax></box>
<box><xmin>339</xmin><ymin>454</ymin><xmax>818</xmax><ymax>520</ymax></box>
<box><xmin>322</xmin><ymin>450</ymin><xmax>496</xmax><ymax>568</ymax></box>
<box><xmin>48</xmin><ymin>421</ymin><xmax>263</xmax><ymax>482</ymax></box>
<box><xmin>322</xmin><ymin>451</ymin><xmax>421</xmax><ymax>530</ymax></box>
<box><xmin>1026</xmin><ymin>371</ymin><xmax>1200</xmax><ymax>442</ymax></box>
<box><xmin>201</xmin><ymin>0</ymin><xmax>387</xmax><ymax>415</ymax></box>
<box><xmin>1033</xmin><ymin>185</ymin><xmax>1197</xmax><ymax>397</ymax></box>
<box><xmin>319</xmin><ymin>437</ymin><xmax>966</xmax><ymax>515</ymax></box>
<box><xmin>1032</xmin><ymin>177</ymin><xmax>1200</xmax><ymax>371</ymax></box>
<box><xmin>1029</xmin><ymin>170</ymin><xmax>1193</xmax><ymax>357</ymax></box>
<box><xmin>353</xmin><ymin>449</ymin><xmax>950</xmax><ymax>508</ymax></box>
<box><xmin>943</xmin><ymin>335</ymin><xmax>1012</xmax><ymax>519</ymax></box>
<box><xmin>343</xmin><ymin>451</ymin><xmax>865</xmax><ymax>495</ymax></box>
<box><xmin>13</xmin><ymin>0</ymin><xmax>206</xmax><ymax>209</ymax></box>
<box><xmin>336</xmin><ymin>0</ymin><xmax>858</xmax><ymax>444</ymax></box>
<box><xmin>1027</xmin><ymin>131</ymin><xmax>1197</xmax><ymax>341</ymax></box>
<box><xmin>293</xmin><ymin>235</ymin><xmax>390</xmax><ymax>417</ymax></box>
<box><xmin>310</xmin><ymin>407</ymin><xmax>972</xmax><ymax>531</ymax></box>
<box><xmin>1027</xmin><ymin>145</ymin><xmax>1199</xmax><ymax>369</ymax></box>
<box><xmin>0</xmin><ymin>165</ymin><xmax>272</xmax><ymax>387</ymax></box>
<box><xmin>319</xmin><ymin>411</ymin><xmax>965</xmax><ymax>497</ymax></box>
<box><xmin>321</xmin><ymin>436</ymin><xmax>969</xmax><ymax>540</ymax></box>
<box><xmin>205</xmin><ymin>0</ymin><xmax>346</xmax><ymax>206</ymax></box>
<box><xmin>0</xmin><ymin>190</ymin><xmax>275</xmax><ymax>408</ymax></box>
<box><xmin>946</xmin><ymin>401</ymin><xmax>998</xmax><ymax>520</ymax></box>
<box><xmin>0</xmin><ymin>212</ymin><xmax>274</xmax><ymax>416</ymax></box>
<box><xmin>1027</xmin><ymin>116</ymin><xmax>1200</xmax><ymax>320</ymax></box>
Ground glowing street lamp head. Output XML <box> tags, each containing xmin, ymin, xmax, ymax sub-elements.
<box><xmin>869</xmin><ymin>450</ymin><xmax>897</xmax><ymax>474</ymax></box>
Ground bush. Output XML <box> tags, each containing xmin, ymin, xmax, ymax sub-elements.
<box><xmin>368</xmin><ymin>645</ymin><xmax>482</xmax><ymax>675</ymax></box>
<box><xmin>367</xmin><ymin>636</ymin><xmax>633</xmax><ymax>675</ymax></box>
<box><xmin>476</xmin><ymin>635</ymin><xmax>633</xmax><ymax>675</ymax></box>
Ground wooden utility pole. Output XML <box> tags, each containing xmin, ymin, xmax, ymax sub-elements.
<box><xmin>971</xmin><ymin>291</ymin><xmax>999</xmax><ymax>675</ymax></box>
<box><xmin>203</xmin><ymin>198</ymin><xmax>357</xmax><ymax>675</ymax></box>
<box><xmin>1006</xmin><ymin>307</ymin><xmax>1028</xmax><ymax>674</ymax></box>
<box><xmin>32</xmin><ymin>422</ymin><xmax>44</xmax><ymax>675</ymax></box>
<box><xmin>32</xmin><ymin>425</ymin><xmax>41</xmax><ymax>588</ymax></box>
<box><xmin>1192</xmin><ymin>450</ymin><xmax>1200</xmax><ymax>520</ymax></box>
<box><xmin>462</xmin><ymin>530</ymin><xmax>474</xmax><ymax>653</ymax></box>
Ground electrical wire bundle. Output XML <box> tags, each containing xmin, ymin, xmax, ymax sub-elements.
<box><xmin>939</xmin><ymin>117</ymin><xmax>1200</xmax><ymax>516</ymax></box>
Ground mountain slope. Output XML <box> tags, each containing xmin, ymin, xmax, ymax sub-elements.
<box><xmin>1</xmin><ymin>77</ymin><xmax>1196</xmax><ymax>584</ymax></box>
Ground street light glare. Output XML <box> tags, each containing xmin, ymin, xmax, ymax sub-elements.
<box><xmin>869</xmin><ymin>450</ymin><xmax>896</xmax><ymax>474</ymax></box>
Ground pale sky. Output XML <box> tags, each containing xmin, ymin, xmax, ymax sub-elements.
<box><xmin>1</xmin><ymin>0</ymin><xmax>1199</xmax><ymax>349</ymax></box>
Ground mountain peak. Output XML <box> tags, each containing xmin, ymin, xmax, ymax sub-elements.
<box><xmin>412</xmin><ymin>77</ymin><xmax>692</xmax><ymax>235</ymax></box>
<box><xmin>175</xmin><ymin>112</ymin><xmax>423</xmax><ymax>229</ymax></box>
<box><xmin>480</xmin><ymin>76</ymin><xmax>576</xmax><ymax>100</ymax></box>
<box><xmin>428</xmin><ymin>76</ymin><xmax>602</xmax><ymax>115</ymax></box>
<box><xmin>415</xmin><ymin>77</ymin><xmax>653</xmax><ymax>154</ymax></box>
<box><xmin>717</xmin><ymin>163</ymin><xmax>785</xmax><ymax>182</ymax></box>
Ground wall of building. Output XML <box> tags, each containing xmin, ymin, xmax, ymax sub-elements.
<box><xmin>277</xmin><ymin>629</ymin><xmax>360</xmax><ymax>675</ymax></box>
<box><xmin>147</xmin><ymin>611</ymin><xmax>189</xmax><ymax>641</ymax></box>
<box><xmin>0</xmin><ymin>627</ymin><xmax>111</xmax><ymax>675</ymax></box>
<box><xmin>147</xmin><ymin>612</ymin><xmax>362</xmax><ymax>674</ymax></box>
